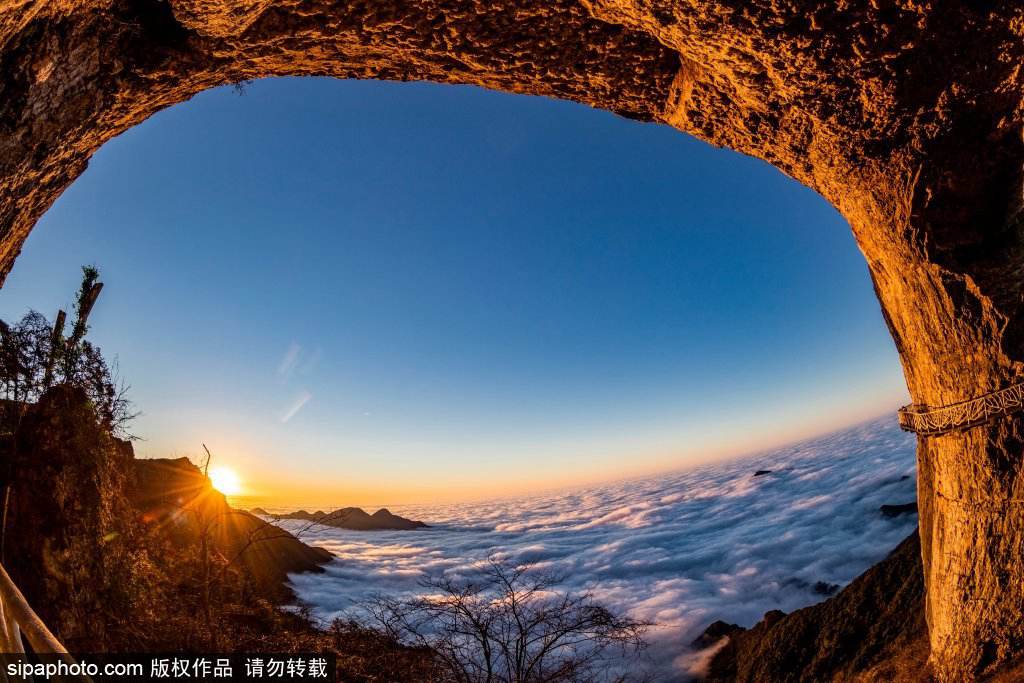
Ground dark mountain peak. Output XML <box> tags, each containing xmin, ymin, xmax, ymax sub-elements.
<box><xmin>260</xmin><ymin>506</ymin><xmax>428</xmax><ymax>531</ymax></box>
<box><xmin>704</xmin><ymin>532</ymin><xmax>925</xmax><ymax>682</ymax></box>
<box><xmin>880</xmin><ymin>502</ymin><xmax>918</xmax><ymax>518</ymax></box>
<box><xmin>692</xmin><ymin>620</ymin><xmax>743</xmax><ymax>649</ymax></box>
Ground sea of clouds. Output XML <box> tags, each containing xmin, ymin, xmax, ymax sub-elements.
<box><xmin>267</xmin><ymin>416</ymin><xmax>918</xmax><ymax>681</ymax></box>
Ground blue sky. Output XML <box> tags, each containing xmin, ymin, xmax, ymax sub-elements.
<box><xmin>0</xmin><ymin>77</ymin><xmax>908</xmax><ymax>503</ymax></box>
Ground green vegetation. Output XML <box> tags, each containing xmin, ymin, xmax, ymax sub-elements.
<box><xmin>0</xmin><ymin>266</ymin><xmax>134</xmax><ymax>436</ymax></box>
<box><xmin>0</xmin><ymin>267</ymin><xmax>437</xmax><ymax>681</ymax></box>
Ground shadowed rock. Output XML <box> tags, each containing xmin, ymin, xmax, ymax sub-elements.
<box><xmin>692</xmin><ymin>621</ymin><xmax>744</xmax><ymax>650</ymax></box>
<box><xmin>259</xmin><ymin>506</ymin><xmax>429</xmax><ymax>531</ymax></box>
<box><xmin>881</xmin><ymin>502</ymin><xmax>918</xmax><ymax>518</ymax></box>
<box><xmin>134</xmin><ymin>457</ymin><xmax>333</xmax><ymax>599</ymax></box>
<box><xmin>703</xmin><ymin>532</ymin><xmax>927</xmax><ymax>682</ymax></box>
<box><xmin>0</xmin><ymin>386</ymin><xmax>331</xmax><ymax>648</ymax></box>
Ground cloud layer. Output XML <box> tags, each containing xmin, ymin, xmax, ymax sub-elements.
<box><xmin>272</xmin><ymin>417</ymin><xmax>917</xmax><ymax>681</ymax></box>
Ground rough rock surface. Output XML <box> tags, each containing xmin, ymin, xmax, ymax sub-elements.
<box><xmin>692</xmin><ymin>620</ymin><xmax>744</xmax><ymax>651</ymax></box>
<box><xmin>133</xmin><ymin>458</ymin><xmax>333</xmax><ymax>600</ymax></box>
<box><xmin>704</xmin><ymin>532</ymin><xmax>929</xmax><ymax>683</ymax></box>
<box><xmin>0</xmin><ymin>386</ymin><xmax>143</xmax><ymax>650</ymax></box>
<box><xmin>1</xmin><ymin>1</ymin><xmax>1023</xmax><ymax>678</ymax></box>
<box><xmin>0</xmin><ymin>387</ymin><xmax>331</xmax><ymax>648</ymax></box>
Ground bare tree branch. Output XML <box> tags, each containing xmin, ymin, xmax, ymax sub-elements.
<box><xmin>357</xmin><ymin>557</ymin><xmax>651</xmax><ymax>683</ymax></box>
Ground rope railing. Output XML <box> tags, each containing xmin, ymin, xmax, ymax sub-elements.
<box><xmin>897</xmin><ymin>381</ymin><xmax>1024</xmax><ymax>436</ymax></box>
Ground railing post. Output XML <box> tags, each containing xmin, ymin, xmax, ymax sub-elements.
<box><xmin>0</xmin><ymin>563</ymin><xmax>91</xmax><ymax>682</ymax></box>
<box><xmin>0</xmin><ymin>588</ymin><xmax>25</xmax><ymax>682</ymax></box>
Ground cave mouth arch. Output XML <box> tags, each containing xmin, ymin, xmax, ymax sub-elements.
<box><xmin>2</xmin><ymin>1</ymin><xmax>1024</xmax><ymax>680</ymax></box>
<box><xmin>1</xmin><ymin>75</ymin><xmax>923</xmax><ymax>683</ymax></box>
<box><xmin>3</xmin><ymin>75</ymin><xmax>906</xmax><ymax>503</ymax></box>
<box><xmin>0</xmin><ymin>77</ymin><xmax>923</xmax><ymax>682</ymax></box>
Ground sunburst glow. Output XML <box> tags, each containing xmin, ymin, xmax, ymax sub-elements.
<box><xmin>209</xmin><ymin>466</ymin><xmax>242</xmax><ymax>496</ymax></box>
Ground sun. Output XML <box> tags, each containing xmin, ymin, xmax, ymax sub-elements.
<box><xmin>209</xmin><ymin>466</ymin><xmax>242</xmax><ymax>496</ymax></box>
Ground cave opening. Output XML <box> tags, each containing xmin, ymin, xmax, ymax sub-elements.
<box><xmin>0</xmin><ymin>76</ymin><xmax>918</xmax><ymax>679</ymax></box>
<box><xmin>2</xmin><ymin>2</ymin><xmax>1023</xmax><ymax>679</ymax></box>
<box><xmin>0</xmin><ymin>76</ymin><xmax>908</xmax><ymax>503</ymax></box>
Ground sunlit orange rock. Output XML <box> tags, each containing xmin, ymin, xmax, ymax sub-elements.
<box><xmin>0</xmin><ymin>1</ymin><xmax>1022</xmax><ymax>678</ymax></box>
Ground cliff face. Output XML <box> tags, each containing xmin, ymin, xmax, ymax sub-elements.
<box><xmin>0</xmin><ymin>386</ymin><xmax>330</xmax><ymax>650</ymax></box>
<box><xmin>1</xmin><ymin>1</ymin><xmax>1023</xmax><ymax>677</ymax></box>
<box><xmin>132</xmin><ymin>457</ymin><xmax>332</xmax><ymax>602</ymax></box>
<box><xmin>704</xmin><ymin>532</ymin><xmax>928</xmax><ymax>683</ymax></box>
<box><xmin>703</xmin><ymin>530</ymin><xmax>1024</xmax><ymax>683</ymax></box>
<box><xmin>1</xmin><ymin>387</ymin><xmax>144</xmax><ymax>650</ymax></box>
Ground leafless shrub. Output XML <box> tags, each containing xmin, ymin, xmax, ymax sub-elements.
<box><xmin>361</xmin><ymin>558</ymin><xmax>651</xmax><ymax>683</ymax></box>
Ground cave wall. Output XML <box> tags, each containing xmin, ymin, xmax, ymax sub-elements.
<box><xmin>1</xmin><ymin>1</ymin><xmax>1023</xmax><ymax>679</ymax></box>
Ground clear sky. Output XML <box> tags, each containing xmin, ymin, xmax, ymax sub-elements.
<box><xmin>0</xmin><ymin>77</ymin><xmax>909</xmax><ymax>505</ymax></box>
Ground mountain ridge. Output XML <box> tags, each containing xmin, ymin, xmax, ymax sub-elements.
<box><xmin>252</xmin><ymin>506</ymin><xmax>429</xmax><ymax>531</ymax></box>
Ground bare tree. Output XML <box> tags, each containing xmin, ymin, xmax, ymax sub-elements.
<box><xmin>362</xmin><ymin>558</ymin><xmax>650</xmax><ymax>683</ymax></box>
<box><xmin>0</xmin><ymin>266</ymin><xmax>137</xmax><ymax>437</ymax></box>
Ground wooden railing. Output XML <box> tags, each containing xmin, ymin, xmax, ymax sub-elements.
<box><xmin>0</xmin><ymin>562</ymin><xmax>67</xmax><ymax>654</ymax></box>
<box><xmin>0</xmin><ymin>561</ymin><xmax>88</xmax><ymax>682</ymax></box>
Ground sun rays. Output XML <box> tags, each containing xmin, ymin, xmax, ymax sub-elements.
<box><xmin>209</xmin><ymin>466</ymin><xmax>243</xmax><ymax>496</ymax></box>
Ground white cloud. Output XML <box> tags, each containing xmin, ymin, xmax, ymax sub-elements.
<box><xmin>276</xmin><ymin>417</ymin><xmax>918</xmax><ymax>682</ymax></box>
<box><xmin>281</xmin><ymin>390</ymin><xmax>312</xmax><ymax>423</ymax></box>
<box><xmin>277</xmin><ymin>342</ymin><xmax>303</xmax><ymax>380</ymax></box>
